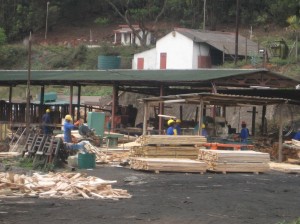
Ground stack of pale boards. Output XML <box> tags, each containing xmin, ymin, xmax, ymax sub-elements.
<box><xmin>130</xmin><ymin>135</ymin><xmax>270</xmax><ymax>174</ymax></box>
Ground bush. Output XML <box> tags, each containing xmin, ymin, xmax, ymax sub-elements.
<box><xmin>0</xmin><ymin>27</ymin><xmax>7</xmax><ymax>45</ymax></box>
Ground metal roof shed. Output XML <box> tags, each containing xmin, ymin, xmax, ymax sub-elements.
<box><xmin>139</xmin><ymin>92</ymin><xmax>290</xmax><ymax>162</ymax></box>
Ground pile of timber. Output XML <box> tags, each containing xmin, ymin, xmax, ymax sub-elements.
<box><xmin>269</xmin><ymin>162</ymin><xmax>300</xmax><ymax>174</ymax></box>
<box><xmin>0</xmin><ymin>172</ymin><xmax>131</xmax><ymax>200</ymax></box>
<box><xmin>131</xmin><ymin>145</ymin><xmax>198</xmax><ymax>159</ymax></box>
<box><xmin>199</xmin><ymin>149</ymin><xmax>270</xmax><ymax>174</ymax></box>
<box><xmin>139</xmin><ymin>135</ymin><xmax>207</xmax><ymax>146</ymax></box>
<box><xmin>84</xmin><ymin>142</ymin><xmax>130</xmax><ymax>164</ymax></box>
<box><xmin>0</xmin><ymin>152</ymin><xmax>21</xmax><ymax>159</ymax></box>
<box><xmin>130</xmin><ymin>157</ymin><xmax>207</xmax><ymax>174</ymax></box>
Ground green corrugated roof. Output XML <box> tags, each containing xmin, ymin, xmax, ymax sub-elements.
<box><xmin>0</xmin><ymin>69</ymin><xmax>297</xmax><ymax>90</ymax></box>
<box><xmin>0</xmin><ymin>68</ymin><xmax>286</xmax><ymax>81</ymax></box>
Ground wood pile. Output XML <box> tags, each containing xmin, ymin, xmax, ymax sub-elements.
<box><xmin>84</xmin><ymin>142</ymin><xmax>130</xmax><ymax>164</ymax></box>
<box><xmin>131</xmin><ymin>146</ymin><xmax>198</xmax><ymax>159</ymax></box>
<box><xmin>130</xmin><ymin>157</ymin><xmax>207</xmax><ymax>174</ymax></box>
<box><xmin>0</xmin><ymin>172</ymin><xmax>131</xmax><ymax>200</ymax></box>
<box><xmin>269</xmin><ymin>162</ymin><xmax>300</xmax><ymax>174</ymax></box>
<box><xmin>0</xmin><ymin>152</ymin><xmax>21</xmax><ymax>158</ymax></box>
<box><xmin>138</xmin><ymin>135</ymin><xmax>207</xmax><ymax>146</ymax></box>
<box><xmin>199</xmin><ymin>149</ymin><xmax>270</xmax><ymax>174</ymax></box>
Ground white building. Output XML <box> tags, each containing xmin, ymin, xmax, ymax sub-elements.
<box><xmin>132</xmin><ymin>28</ymin><xmax>259</xmax><ymax>70</ymax></box>
<box><xmin>113</xmin><ymin>25</ymin><xmax>152</xmax><ymax>46</ymax></box>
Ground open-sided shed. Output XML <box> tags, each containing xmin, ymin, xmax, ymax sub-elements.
<box><xmin>139</xmin><ymin>92</ymin><xmax>290</xmax><ymax>162</ymax></box>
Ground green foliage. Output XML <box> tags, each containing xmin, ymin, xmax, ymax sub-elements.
<box><xmin>94</xmin><ymin>17</ymin><xmax>110</xmax><ymax>26</ymax></box>
<box><xmin>0</xmin><ymin>27</ymin><xmax>7</xmax><ymax>45</ymax></box>
<box><xmin>277</xmin><ymin>218</ymin><xmax>300</xmax><ymax>224</ymax></box>
<box><xmin>0</xmin><ymin>45</ymin><xmax>27</xmax><ymax>69</ymax></box>
<box><xmin>18</xmin><ymin>157</ymin><xmax>33</xmax><ymax>169</ymax></box>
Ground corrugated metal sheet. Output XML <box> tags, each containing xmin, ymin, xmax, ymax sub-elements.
<box><xmin>139</xmin><ymin>92</ymin><xmax>289</xmax><ymax>106</ymax></box>
<box><xmin>0</xmin><ymin>69</ymin><xmax>290</xmax><ymax>82</ymax></box>
<box><xmin>175</xmin><ymin>28</ymin><xmax>259</xmax><ymax>56</ymax></box>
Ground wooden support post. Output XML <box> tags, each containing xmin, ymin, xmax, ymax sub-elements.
<box><xmin>77</xmin><ymin>85</ymin><xmax>81</xmax><ymax>120</ymax></box>
<box><xmin>112</xmin><ymin>83</ymin><xmax>119</xmax><ymax>132</ymax></box>
<box><xmin>180</xmin><ymin>106</ymin><xmax>183</xmax><ymax>121</ymax></box>
<box><xmin>69</xmin><ymin>85</ymin><xmax>73</xmax><ymax>118</ymax></box>
<box><xmin>252</xmin><ymin>106</ymin><xmax>256</xmax><ymax>136</ymax></box>
<box><xmin>143</xmin><ymin>102</ymin><xmax>148</xmax><ymax>135</ymax></box>
<box><xmin>198</xmin><ymin>98</ymin><xmax>204</xmax><ymax>136</ymax></box>
<box><xmin>261</xmin><ymin>105</ymin><xmax>266</xmax><ymax>135</ymax></box>
<box><xmin>278</xmin><ymin>105</ymin><xmax>283</xmax><ymax>162</ymax></box>
<box><xmin>158</xmin><ymin>85</ymin><xmax>164</xmax><ymax>134</ymax></box>
<box><xmin>9</xmin><ymin>86</ymin><xmax>12</xmax><ymax>123</ymax></box>
<box><xmin>40</xmin><ymin>85</ymin><xmax>45</xmax><ymax>122</ymax></box>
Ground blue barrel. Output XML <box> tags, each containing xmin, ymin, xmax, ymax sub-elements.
<box><xmin>98</xmin><ymin>55</ymin><xmax>121</xmax><ymax>69</ymax></box>
<box><xmin>78</xmin><ymin>153</ymin><xmax>96</xmax><ymax>169</ymax></box>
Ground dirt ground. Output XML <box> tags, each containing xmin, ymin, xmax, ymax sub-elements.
<box><xmin>0</xmin><ymin>165</ymin><xmax>299</xmax><ymax>224</ymax></box>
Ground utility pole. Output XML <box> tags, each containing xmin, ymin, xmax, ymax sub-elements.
<box><xmin>26</xmin><ymin>32</ymin><xmax>32</xmax><ymax>137</ymax></box>
<box><xmin>234</xmin><ymin>0</ymin><xmax>240</xmax><ymax>65</ymax></box>
<box><xmin>45</xmin><ymin>1</ymin><xmax>50</xmax><ymax>39</ymax></box>
<box><xmin>203</xmin><ymin>0</ymin><xmax>206</xmax><ymax>31</ymax></box>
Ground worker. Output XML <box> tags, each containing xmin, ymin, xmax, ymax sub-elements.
<box><xmin>240</xmin><ymin>121</ymin><xmax>249</xmax><ymax>143</ymax></box>
<box><xmin>166</xmin><ymin>119</ymin><xmax>177</xmax><ymax>135</ymax></box>
<box><xmin>42</xmin><ymin>109</ymin><xmax>52</xmax><ymax>135</ymax></box>
<box><xmin>63</xmin><ymin>114</ymin><xmax>80</xmax><ymax>143</ymax></box>
<box><xmin>292</xmin><ymin>128</ymin><xmax>300</xmax><ymax>141</ymax></box>
<box><xmin>194</xmin><ymin>123</ymin><xmax>208</xmax><ymax>137</ymax></box>
<box><xmin>175</xmin><ymin>119</ymin><xmax>182</xmax><ymax>135</ymax></box>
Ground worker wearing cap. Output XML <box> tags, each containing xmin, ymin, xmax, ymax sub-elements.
<box><xmin>42</xmin><ymin>109</ymin><xmax>52</xmax><ymax>135</ymax></box>
<box><xmin>240</xmin><ymin>121</ymin><xmax>249</xmax><ymax>143</ymax></box>
<box><xmin>64</xmin><ymin>114</ymin><xmax>80</xmax><ymax>143</ymax></box>
<box><xmin>292</xmin><ymin>128</ymin><xmax>300</xmax><ymax>141</ymax></box>
<box><xmin>175</xmin><ymin>119</ymin><xmax>182</xmax><ymax>135</ymax></box>
<box><xmin>166</xmin><ymin>119</ymin><xmax>177</xmax><ymax>135</ymax></box>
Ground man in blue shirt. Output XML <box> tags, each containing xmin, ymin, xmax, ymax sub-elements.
<box><xmin>166</xmin><ymin>119</ymin><xmax>177</xmax><ymax>135</ymax></box>
<box><xmin>175</xmin><ymin>119</ymin><xmax>182</xmax><ymax>135</ymax></box>
<box><xmin>64</xmin><ymin>114</ymin><xmax>77</xmax><ymax>143</ymax></box>
<box><xmin>42</xmin><ymin>109</ymin><xmax>52</xmax><ymax>135</ymax></box>
<box><xmin>240</xmin><ymin>121</ymin><xmax>249</xmax><ymax>143</ymax></box>
<box><xmin>292</xmin><ymin>129</ymin><xmax>300</xmax><ymax>141</ymax></box>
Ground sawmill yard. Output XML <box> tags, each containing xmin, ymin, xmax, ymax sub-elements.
<box><xmin>0</xmin><ymin>165</ymin><xmax>299</xmax><ymax>224</ymax></box>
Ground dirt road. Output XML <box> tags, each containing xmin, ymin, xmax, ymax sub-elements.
<box><xmin>0</xmin><ymin>166</ymin><xmax>299</xmax><ymax>224</ymax></box>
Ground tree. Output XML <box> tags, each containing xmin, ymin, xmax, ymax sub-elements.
<box><xmin>0</xmin><ymin>27</ymin><xmax>7</xmax><ymax>45</ymax></box>
<box><xmin>104</xmin><ymin>0</ymin><xmax>168</xmax><ymax>47</ymax></box>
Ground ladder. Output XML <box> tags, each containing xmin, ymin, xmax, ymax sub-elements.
<box><xmin>22</xmin><ymin>131</ymin><xmax>37</xmax><ymax>157</ymax></box>
<box><xmin>28</xmin><ymin>134</ymin><xmax>46</xmax><ymax>156</ymax></box>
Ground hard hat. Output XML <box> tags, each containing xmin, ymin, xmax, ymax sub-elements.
<box><xmin>176</xmin><ymin>119</ymin><xmax>181</xmax><ymax>123</ymax></box>
<box><xmin>65</xmin><ymin>114</ymin><xmax>72</xmax><ymax>121</ymax></box>
<box><xmin>46</xmin><ymin>109</ymin><xmax>50</xmax><ymax>113</ymax></box>
<box><xmin>167</xmin><ymin>119</ymin><xmax>175</xmax><ymax>126</ymax></box>
<box><xmin>201</xmin><ymin>124</ymin><xmax>206</xmax><ymax>128</ymax></box>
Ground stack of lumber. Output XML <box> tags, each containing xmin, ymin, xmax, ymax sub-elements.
<box><xmin>269</xmin><ymin>162</ymin><xmax>300</xmax><ymax>174</ymax></box>
<box><xmin>131</xmin><ymin>145</ymin><xmax>198</xmax><ymax>159</ymax></box>
<box><xmin>199</xmin><ymin>149</ymin><xmax>270</xmax><ymax>173</ymax></box>
<box><xmin>130</xmin><ymin>157</ymin><xmax>207</xmax><ymax>174</ymax></box>
<box><xmin>0</xmin><ymin>152</ymin><xmax>21</xmax><ymax>158</ymax></box>
<box><xmin>139</xmin><ymin>135</ymin><xmax>207</xmax><ymax>146</ymax></box>
<box><xmin>0</xmin><ymin>172</ymin><xmax>131</xmax><ymax>200</ymax></box>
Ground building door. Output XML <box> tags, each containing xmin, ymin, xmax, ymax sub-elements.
<box><xmin>198</xmin><ymin>55</ymin><xmax>212</xmax><ymax>68</ymax></box>
<box><xmin>137</xmin><ymin>58</ymin><xmax>144</xmax><ymax>70</ymax></box>
<box><xmin>160</xmin><ymin>53</ymin><xmax>167</xmax><ymax>69</ymax></box>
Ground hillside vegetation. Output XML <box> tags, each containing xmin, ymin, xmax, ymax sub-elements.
<box><xmin>0</xmin><ymin>0</ymin><xmax>299</xmax><ymax>98</ymax></box>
